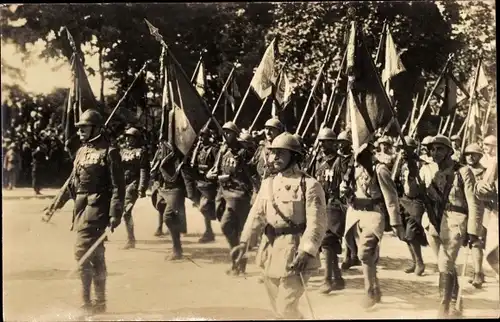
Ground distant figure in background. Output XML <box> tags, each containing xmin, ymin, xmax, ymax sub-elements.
<box><xmin>31</xmin><ymin>144</ymin><xmax>48</xmax><ymax>195</ymax></box>
<box><xmin>4</xmin><ymin>143</ymin><xmax>22</xmax><ymax>190</ymax></box>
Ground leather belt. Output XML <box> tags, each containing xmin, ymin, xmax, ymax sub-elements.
<box><xmin>445</xmin><ymin>205</ymin><xmax>468</xmax><ymax>215</ymax></box>
<box><xmin>273</xmin><ymin>224</ymin><xmax>306</xmax><ymax>237</ymax></box>
<box><xmin>352</xmin><ymin>198</ymin><xmax>383</xmax><ymax>212</ymax></box>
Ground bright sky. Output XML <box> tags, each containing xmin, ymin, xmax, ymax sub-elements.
<box><xmin>1</xmin><ymin>39</ymin><xmax>116</xmax><ymax>99</ymax></box>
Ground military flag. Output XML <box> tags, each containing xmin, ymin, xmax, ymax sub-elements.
<box><xmin>433</xmin><ymin>67</ymin><xmax>469</xmax><ymax>117</ymax></box>
<box><xmin>165</xmin><ymin>52</ymin><xmax>212</xmax><ymax>156</ymax></box>
<box><xmin>274</xmin><ymin>66</ymin><xmax>292</xmax><ymax>110</ymax></box>
<box><xmin>250</xmin><ymin>38</ymin><xmax>276</xmax><ymax>100</ymax></box>
<box><xmin>381</xmin><ymin>27</ymin><xmax>406</xmax><ymax>85</ymax></box>
<box><xmin>62</xmin><ymin>47</ymin><xmax>99</xmax><ymax>158</ymax></box>
<box><xmin>346</xmin><ymin>21</ymin><xmax>392</xmax><ymax>154</ymax></box>
<box><xmin>224</xmin><ymin>76</ymin><xmax>240</xmax><ymax>112</ymax></box>
<box><xmin>194</xmin><ymin>59</ymin><xmax>206</xmax><ymax>97</ymax></box>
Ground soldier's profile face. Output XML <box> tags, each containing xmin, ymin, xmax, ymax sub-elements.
<box><xmin>484</xmin><ymin>144</ymin><xmax>496</xmax><ymax>157</ymax></box>
<box><xmin>77</xmin><ymin>125</ymin><xmax>93</xmax><ymax>141</ymax></box>
<box><xmin>269</xmin><ymin>148</ymin><xmax>291</xmax><ymax>172</ymax></box>
<box><xmin>465</xmin><ymin>153</ymin><xmax>481</xmax><ymax>166</ymax></box>
<box><xmin>264</xmin><ymin>127</ymin><xmax>280</xmax><ymax>141</ymax></box>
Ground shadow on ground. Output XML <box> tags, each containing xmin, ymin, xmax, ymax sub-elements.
<box><xmin>4</xmin><ymin>269</ymin><xmax>123</xmax><ymax>281</ymax></box>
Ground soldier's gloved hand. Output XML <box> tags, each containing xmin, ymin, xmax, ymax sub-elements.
<box><xmin>289</xmin><ymin>251</ymin><xmax>314</xmax><ymax>273</ymax></box>
<box><xmin>109</xmin><ymin>217</ymin><xmax>121</xmax><ymax>233</ymax></box>
<box><xmin>139</xmin><ymin>190</ymin><xmax>146</xmax><ymax>198</ymax></box>
<box><xmin>391</xmin><ymin>224</ymin><xmax>406</xmax><ymax>241</ymax></box>
<box><xmin>230</xmin><ymin>242</ymin><xmax>247</xmax><ymax>264</ymax></box>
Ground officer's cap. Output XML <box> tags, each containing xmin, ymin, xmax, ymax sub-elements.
<box><xmin>464</xmin><ymin>143</ymin><xmax>483</xmax><ymax>156</ymax></box>
<box><xmin>317</xmin><ymin>127</ymin><xmax>336</xmax><ymax>141</ymax></box>
<box><xmin>222</xmin><ymin>121</ymin><xmax>240</xmax><ymax>134</ymax></box>
<box><xmin>75</xmin><ymin>109</ymin><xmax>104</xmax><ymax>127</ymax></box>
<box><xmin>270</xmin><ymin>132</ymin><xmax>303</xmax><ymax>155</ymax></box>
<box><xmin>264</xmin><ymin>118</ymin><xmax>284</xmax><ymax>131</ymax></box>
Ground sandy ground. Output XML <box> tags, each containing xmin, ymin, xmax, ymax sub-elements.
<box><xmin>2</xmin><ymin>193</ymin><xmax>499</xmax><ymax>321</ymax></box>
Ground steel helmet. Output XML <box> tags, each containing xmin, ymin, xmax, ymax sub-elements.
<box><xmin>75</xmin><ymin>109</ymin><xmax>104</xmax><ymax>127</ymax></box>
<box><xmin>222</xmin><ymin>121</ymin><xmax>240</xmax><ymax>134</ymax></box>
<box><xmin>464</xmin><ymin>143</ymin><xmax>483</xmax><ymax>156</ymax></box>
<box><xmin>421</xmin><ymin>136</ymin><xmax>433</xmax><ymax>146</ymax></box>
<box><xmin>270</xmin><ymin>132</ymin><xmax>303</xmax><ymax>155</ymax></box>
<box><xmin>430</xmin><ymin>135</ymin><xmax>453</xmax><ymax>150</ymax></box>
<box><xmin>377</xmin><ymin>136</ymin><xmax>392</xmax><ymax>145</ymax></box>
<box><xmin>264</xmin><ymin>118</ymin><xmax>284</xmax><ymax>131</ymax></box>
<box><xmin>238</xmin><ymin>132</ymin><xmax>254</xmax><ymax>144</ymax></box>
<box><xmin>450</xmin><ymin>135</ymin><xmax>461</xmax><ymax>142</ymax></box>
<box><xmin>125</xmin><ymin>127</ymin><xmax>141</xmax><ymax>137</ymax></box>
<box><xmin>336</xmin><ymin>130</ymin><xmax>352</xmax><ymax>142</ymax></box>
<box><xmin>397</xmin><ymin>136</ymin><xmax>417</xmax><ymax>148</ymax></box>
<box><xmin>484</xmin><ymin>135</ymin><xmax>497</xmax><ymax>146</ymax></box>
<box><xmin>199</xmin><ymin>127</ymin><xmax>211</xmax><ymax>136</ymax></box>
<box><xmin>317</xmin><ymin>127</ymin><xmax>336</xmax><ymax>141</ymax></box>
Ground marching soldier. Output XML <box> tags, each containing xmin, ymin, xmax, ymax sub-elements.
<box><xmin>32</xmin><ymin>142</ymin><xmax>48</xmax><ymax>195</ymax></box>
<box><xmin>3</xmin><ymin>143</ymin><xmax>21</xmax><ymax>190</ymax></box>
<box><xmin>249</xmin><ymin>118</ymin><xmax>285</xmax><ymax>189</ymax></box>
<box><xmin>120</xmin><ymin>127</ymin><xmax>149</xmax><ymax>249</ymax></box>
<box><xmin>207</xmin><ymin>121</ymin><xmax>254</xmax><ymax>275</ymax></box>
<box><xmin>340</xmin><ymin>140</ymin><xmax>404</xmax><ymax>309</ymax></box>
<box><xmin>405</xmin><ymin>135</ymin><xmax>481</xmax><ymax>317</ymax></box>
<box><xmin>374</xmin><ymin>135</ymin><xmax>396</xmax><ymax>168</ymax></box>
<box><xmin>315</xmin><ymin>127</ymin><xmax>346</xmax><ymax>294</ymax></box>
<box><xmin>464</xmin><ymin>143</ymin><xmax>487</xmax><ymax>288</ymax></box>
<box><xmin>231</xmin><ymin>132</ymin><xmax>327</xmax><ymax>319</ymax></box>
<box><xmin>151</xmin><ymin>143</ymin><xmax>167</xmax><ymax>237</ymax></box>
<box><xmin>450</xmin><ymin>135</ymin><xmax>461</xmax><ymax>162</ymax></box>
<box><xmin>191</xmin><ymin>127</ymin><xmax>219</xmax><ymax>243</ymax></box>
<box><xmin>396</xmin><ymin>136</ymin><xmax>427</xmax><ymax>276</ymax></box>
<box><xmin>42</xmin><ymin>109</ymin><xmax>125</xmax><ymax>314</ymax></box>
<box><xmin>151</xmin><ymin>138</ymin><xmax>188</xmax><ymax>260</ymax></box>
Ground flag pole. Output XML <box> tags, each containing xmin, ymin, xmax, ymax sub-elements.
<box><xmin>410</xmin><ymin>54</ymin><xmax>454</xmax><ymax>138</ymax></box>
<box><xmin>190</xmin><ymin>50</ymin><xmax>204</xmax><ymax>83</ymax></box>
<box><xmin>295</xmin><ymin>60</ymin><xmax>328</xmax><ymax>135</ymax></box>
<box><xmin>248</xmin><ymin>97</ymin><xmax>270</xmax><ymax>132</ymax></box>
<box><xmin>301</xmin><ymin>103</ymin><xmax>322</xmax><ymax>137</ymax></box>
<box><xmin>374</xmin><ymin>20</ymin><xmax>387</xmax><ymax>69</ymax></box>
<box><xmin>481</xmin><ymin>86</ymin><xmax>495</xmax><ymax>137</ymax></box>
<box><xmin>460</xmin><ymin>57</ymin><xmax>482</xmax><ymax>156</ymax></box>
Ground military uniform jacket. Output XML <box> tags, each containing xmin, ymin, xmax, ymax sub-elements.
<box><xmin>315</xmin><ymin>153</ymin><xmax>338</xmax><ymax>205</ymax></box>
<box><xmin>250</xmin><ymin>140</ymin><xmax>272</xmax><ymax>179</ymax></box>
<box><xmin>213</xmin><ymin>142</ymin><xmax>253</xmax><ymax>194</ymax></box>
<box><xmin>240</xmin><ymin>164</ymin><xmax>327</xmax><ymax>278</ymax></box>
<box><xmin>407</xmin><ymin>161</ymin><xmax>481</xmax><ymax>236</ymax></box>
<box><xmin>120</xmin><ymin>146</ymin><xmax>149</xmax><ymax>193</ymax></box>
<box><xmin>55</xmin><ymin>138</ymin><xmax>125</xmax><ymax>230</ymax></box>
<box><xmin>195</xmin><ymin>142</ymin><xmax>218</xmax><ymax>187</ymax></box>
<box><xmin>4</xmin><ymin>148</ymin><xmax>21</xmax><ymax>171</ymax></box>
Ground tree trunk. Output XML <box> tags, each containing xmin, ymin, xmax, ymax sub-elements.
<box><xmin>98</xmin><ymin>45</ymin><xmax>105</xmax><ymax>104</ymax></box>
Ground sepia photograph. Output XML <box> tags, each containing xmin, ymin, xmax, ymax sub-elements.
<box><xmin>1</xmin><ymin>2</ymin><xmax>498</xmax><ymax>320</ymax></box>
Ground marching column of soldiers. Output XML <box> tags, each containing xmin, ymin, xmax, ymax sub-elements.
<box><xmin>42</xmin><ymin>102</ymin><xmax>498</xmax><ymax>318</ymax></box>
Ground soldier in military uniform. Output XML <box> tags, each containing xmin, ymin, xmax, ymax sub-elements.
<box><xmin>450</xmin><ymin>135</ymin><xmax>461</xmax><ymax>160</ymax></box>
<box><xmin>231</xmin><ymin>132</ymin><xmax>327</xmax><ymax>319</ymax></box>
<box><xmin>151</xmin><ymin>138</ymin><xmax>188</xmax><ymax>260</ymax></box>
<box><xmin>405</xmin><ymin>135</ymin><xmax>481</xmax><ymax>317</ymax></box>
<box><xmin>315</xmin><ymin>127</ymin><xmax>346</xmax><ymax>294</ymax></box>
<box><xmin>249</xmin><ymin>118</ymin><xmax>285</xmax><ymax>190</ymax></box>
<box><xmin>120</xmin><ymin>127</ymin><xmax>149</xmax><ymax>249</ymax></box>
<box><xmin>42</xmin><ymin>109</ymin><xmax>124</xmax><ymax>314</ymax></box>
<box><xmin>191</xmin><ymin>127</ymin><xmax>219</xmax><ymax>243</ymax></box>
<box><xmin>3</xmin><ymin>143</ymin><xmax>21</xmax><ymax>190</ymax></box>
<box><xmin>464</xmin><ymin>143</ymin><xmax>487</xmax><ymax>288</ymax></box>
<box><xmin>207</xmin><ymin>121</ymin><xmax>254</xmax><ymax>275</ymax></box>
<box><xmin>374</xmin><ymin>135</ymin><xmax>396</xmax><ymax>169</ymax></box>
<box><xmin>481</xmin><ymin>135</ymin><xmax>497</xmax><ymax>168</ymax></box>
<box><xmin>340</xmin><ymin>140</ymin><xmax>404</xmax><ymax>309</ymax></box>
<box><xmin>32</xmin><ymin>143</ymin><xmax>48</xmax><ymax>195</ymax></box>
<box><xmin>395</xmin><ymin>136</ymin><xmax>428</xmax><ymax>276</ymax></box>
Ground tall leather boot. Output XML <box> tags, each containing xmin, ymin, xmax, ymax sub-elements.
<box><xmin>93</xmin><ymin>256</ymin><xmax>107</xmax><ymax>314</ymax></box>
<box><xmin>123</xmin><ymin>215</ymin><xmax>136</xmax><ymax>249</ymax></box>
<box><xmin>168</xmin><ymin>228</ymin><xmax>183</xmax><ymax>261</ymax></box>
<box><xmin>404</xmin><ymin>242</ymin><xmax>416</xmax><ymax>273</ymax></box>
<box><xmin>410</xmin><ymin>241</ymin><xmax>425</xmax><ymax>276</ymax></box>
<box><xmin>361</xmin><ymin>264</ymin><xmax>377</xmax><ymax>309</ymax></box>
<box><xmin>438</xmin><ymin>272</ymin><xmax>453</xmax><ymax>318</ymax></box>
<box><xmin>449</xmin><ymin>272</ymin><xmax>463</xmax><ymax>317</ymax></box>
<box><xmin>469</xmin><ymin>247</ymin><xmax>485</xmax><ymax>288</ymax></box>
<box><xmin>154</xmin><ymin>212</ymin><xmax>164</xmax><ymax>237</ymax></box>
<box><xmin>332</xmin><ymin>254</ymin><xmax>346</xmax><ymax>290</ymax></box>
<box><xmin>319</xmin><ymin>248</ymin><xmax>334</xmax><ymax>294</ymax></box>
<box><xmin>198</xmin><ymin>216</ymin><xmax>215</xmax><ymax>243</ymax></box>
<box><xmin>79</xmin><ymin>267</ymin><xmax>93</xmax><ymax>314</ymax></box>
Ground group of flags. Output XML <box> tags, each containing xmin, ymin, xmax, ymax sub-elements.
<box><xmin>62</xmin><ymin>18</ymin><xmax>494</xmax><ymax>164</ymax></box>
